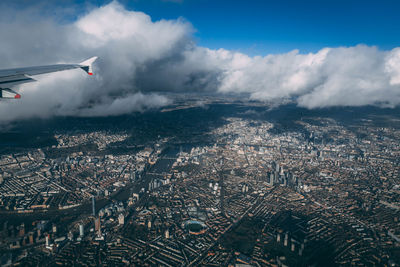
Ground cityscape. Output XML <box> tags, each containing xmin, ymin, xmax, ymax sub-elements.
<box><xmin>0</xmin><ymin>102</ymin><xmax>399</xmax><ymax>266</ymax></box>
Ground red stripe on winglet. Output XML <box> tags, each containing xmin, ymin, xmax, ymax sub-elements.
<box><xmin>88</xmin><ymin>72</ymin><xmax>93</xmax><ymax>75</ymax></box>
<box><xmin>15</xmin><ymin>94</ymin><xmax>21</xmax><ymax>99</ymax></box>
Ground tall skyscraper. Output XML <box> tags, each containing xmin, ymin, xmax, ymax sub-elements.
<box><xmin>118</xmin><ymin>214</ymin><xmax>124</xmax><ymax>225</ymax></box>
<box><xmin>92</xmin><ymin>196</ymin><xmax>96</xmax><ymax>216</ymax></box>
<box><xmin>269</xmin><ymin>172</ymin><xmax>275</xmax><ymax>186</ymax></box>
<box><xmin>29</xmin><ymin>233</ymin><xmax>34</xmax><ymax>244</ymax></box>
<box><xmin>165</xmin><ymin>229</ymin><xmax>170</xmax><ymax>239</ymax></box>
<box><xmin>95</xmin><ymin>217</ymin><xmax>101</xmax><ymax>232</ymax></box>
<box><xmin>79</xmin><ymin>224</ymin><xmax>84</xmax><ymax>237</ymax></box>
<box><xmin>18</xmin><ymin>223</ymin><xmax>25</xmax><ymax>237</ymax></box>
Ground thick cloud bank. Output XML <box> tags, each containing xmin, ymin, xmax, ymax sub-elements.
<box><xmin>0</xmin><ymin>1</ymin><xmax>399</xmax><ymax>123</ymax></box>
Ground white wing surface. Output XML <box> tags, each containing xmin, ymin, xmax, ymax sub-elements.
<box><xmin>0</xmin><ymin>57</ymin><xmax>98</xmax><ymax>99</ymax></box>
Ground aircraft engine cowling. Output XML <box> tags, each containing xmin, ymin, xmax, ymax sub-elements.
<box><xmin>0</xmin><ymin>88</ymin><xmax>21</xmax><ymax>99</ymax></box>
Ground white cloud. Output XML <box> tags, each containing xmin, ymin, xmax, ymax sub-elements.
<box><xmin>209</xmin><ymin>45</ymin><xmax>400</xmax><ymax>108</ymax></box>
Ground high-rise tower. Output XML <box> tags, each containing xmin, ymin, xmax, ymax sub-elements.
<box><xmin>91</xmin><ymin>196</ymin><xmax>96</xmax><ymax>216</ymax></box>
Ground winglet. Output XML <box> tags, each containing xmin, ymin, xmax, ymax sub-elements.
<box><xmin>79</xmin><ymin>56</ymin><xmax>98</xmax><ymax>75</ymax></box>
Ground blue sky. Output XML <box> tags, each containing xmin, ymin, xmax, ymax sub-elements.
<box><xmin>121</xmin><ymin>0</ymin><xmax>400</xmax><ymax>55</ymax></box>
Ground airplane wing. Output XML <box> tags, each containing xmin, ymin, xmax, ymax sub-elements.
<box><xmin>0</xmin><ymin>57</ymin><xmax>97</xmax><ymax>99</ymax></box>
